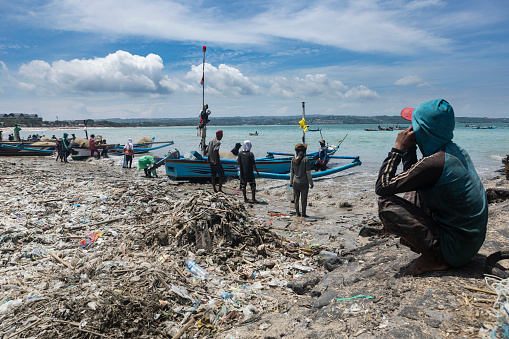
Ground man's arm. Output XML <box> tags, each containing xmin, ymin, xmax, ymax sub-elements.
<box><xmin>375</xmin><ymin>149</ymin><xmax>444</xmax><ymax>196</ymax></box>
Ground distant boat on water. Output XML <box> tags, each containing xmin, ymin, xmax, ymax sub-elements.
<box><xmin>473</xmin><ymin>124</ymin><xmax>497</xmax><ymax>130</ymax></box>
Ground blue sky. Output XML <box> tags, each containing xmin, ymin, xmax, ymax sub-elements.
<box><xmin>0</xmin><ymin>0</ymin><xmax>508</xmax><ymax>121</ymax></box>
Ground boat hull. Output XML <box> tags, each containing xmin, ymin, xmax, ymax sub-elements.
<box><xmin>0</xmin><ymin>143</ymin><xmax>55</xmax><ymax>156</ymax></box>
<box><xmin>165</xmin><ymin>157</ymin><xmax>292</xmax><ymax>181</ymax></box>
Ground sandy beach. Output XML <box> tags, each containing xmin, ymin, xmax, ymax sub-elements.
<box><xmin>0</xmin><ymin>154</ymin><xmax>508</xmax><ymax>338</ymax></box>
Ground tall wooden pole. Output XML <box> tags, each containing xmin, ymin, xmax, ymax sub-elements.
<box><xmin>302</xmin><ymin>102</ymin><xmax>306</xmax><ymax>144</ymax></box>
<box><xmin>200</xmin><ymin>46</ymin><xmax>207</xmax><ymax>155</ymax></box>
<box><xmin>202</xmin><ymin>46</ymin><xmax>206</xmax><ymax>109</ymax></box>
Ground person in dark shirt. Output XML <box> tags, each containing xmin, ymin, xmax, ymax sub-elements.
<box><xmin>207</xmin><ymin>130</ymin><xmax>225</xmax><ymax>193</ymax></box>
<box><xmin>290</xmin><ymin>143</ymin><xmax>313</xmax><ymax>217</ymax></box>
<box><xmin>237</xmin><ymin>140</ymin><xmax>260</xmax><ymax>203</ymax></box>
<box><xmin>314</xmin><ymin>139</ymin><xmax>328</xmax><ymax>171</ymax></box>
<box><xmin>375</xmin><ymin>99</ymin><xmax>488</xmax><ymax>276</ymax></box>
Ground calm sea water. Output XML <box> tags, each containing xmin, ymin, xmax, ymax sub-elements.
<box><xmin>21</xmin><ymin>123</ymin><xmax>508</xmax><ymax>183</ymax></box>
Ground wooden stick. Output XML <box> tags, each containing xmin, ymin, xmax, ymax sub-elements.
<box><xmin>69</xmin><ymin>216</ymin><xmax>125</xmax><ymax>230</ymax></box>
<box><xmin>50</xmin><ymin>252</ymin><xmax>74</xmax><ymax>270</ymax></box>
<box><xmin>226</xmin><ymin>264</ymin><xmax>235</xmax><ymax>277</ymax></box>
<box><xmin>37</xmin><ymin>198</ymin><xmax>62</xmax><ymax>204</ymax></box>
<box><xmin>464</xmin><ymin>285</ymin><xmax>497</xmax><ymax>295</ymax></box>
<box><xmin>6</xmin><ymin>318</ymin><xmax>42</xmax><ymax>339</ymax></box>
<box><xmin>171</xmin><ymin>315</ymin><xmax>197</xmax><ymax>339</ymax></box>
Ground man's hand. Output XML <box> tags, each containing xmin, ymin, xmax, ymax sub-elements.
<box><xmin>394</xmin><ymin>126</ymin><xmax>416</xmax><ymax>151</ymax></box>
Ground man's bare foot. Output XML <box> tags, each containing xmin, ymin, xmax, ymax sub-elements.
<box><xmin>403</xmin><ymin>254</ymin><xmax>449</xmax><ymax>276</ymax></box>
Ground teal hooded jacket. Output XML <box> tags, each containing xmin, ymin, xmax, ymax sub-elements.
<box><xmin>376</xmin><ymin>99</ymin><xmax>488</xmax><ymax>267</ymax></box>
<box><xmin>412</xmin><ymin>99</ymin><xmax>488</xmax><ymax>267</ymax></box>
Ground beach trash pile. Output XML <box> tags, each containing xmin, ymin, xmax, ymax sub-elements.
<box><xmin>0</xmin><ymin>157</ymin><xmax>342</xmax><ymax>338</ymax></box>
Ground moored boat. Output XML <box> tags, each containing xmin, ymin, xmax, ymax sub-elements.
<box><xmin>257</xmin><ymin>156</ymin><xmax>362</xmax><ymax>179</ymax></box>
<box><xmin>0</xmin><ymin>142</ymin><xmax>55</xmax><ymax>156</ymax></box>
<box><xmin>164</xmin><ymin>139</ymin><xmax>345</xmax><ymax>181</ymax></box>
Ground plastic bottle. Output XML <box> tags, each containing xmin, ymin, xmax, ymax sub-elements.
<box><xmin>319</xmin><ymin>250</ymin><xmax>338</xmax><ymax>259</ymax></box>
<box><xmin>184</xmin><ymin>259</ymin><xmax>209</xmax><ymax>280</ymax></box>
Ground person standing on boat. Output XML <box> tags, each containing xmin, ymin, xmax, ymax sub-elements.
<box><xmin>13</xmin><ymin>124</ymin><xmax>21</xmax><ymax>141</ymax></box>
<box><xmin>207</xmin><ymin>130</ymin><xmax>225</xmax><ymax>193</ymax></box>
<box><xmin>314</xmin><ymin>140</ymin><xmax>329</xmax><ymax>171</ymax></box>
<box><xmin>123</xmin><ymin>138</ymin><xmax>134</xmax><ymax>168</ymax></box>
<box><xmin>375</xmin><ymin>99</ymin><xmax>488</xmax><ymax>276</ymax></box>
<box><xmin>89</xmin><ymin>134</ymin><xmax>100</xmax><ymax>159</ymax></box>
<box><xmin>237</xmin><ymin>140</ymin><xmax>260</xmax><ymax>203</ymax></box>
<box><xmin>61</xmin><ymin>133</ymin><xmax>71</xmax><ymax>163</ymax></box>
<box><xmin>290</xmin><ymin>143</ymin><xmax>313</xmax><ymax>217</ymax></box>
<box><xmin>0</xmin><ymin>130</ymin><xmax>3</xmax><ymax>141</ymax></box>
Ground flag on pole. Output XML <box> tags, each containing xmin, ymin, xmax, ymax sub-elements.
<box><xmin>299</xmin><ymin>118</ymin><xmax>309</xmax><ymax>132</ymax></box>
<box><xmin>200</xmin><ymin>74</ymin><xmax>204</xmax><ymax>86</ymax></box>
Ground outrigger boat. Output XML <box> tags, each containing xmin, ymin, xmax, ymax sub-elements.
<box><xmin>0</xmin><ymin>143</ymin><xmax>55</xmax><ymax>156</ymax></box>
<box><xmin>257</xmin><ymin>155</ymin><xmax>362</xmax><ymax>180</ymax></box>
<box><xmin>164</xmin><ymin>139</ymin><xmax>345</xmax><ymax>181</ymax></box>
<box><xmin>71</xmin><ymin>141</ymin><xmax>174</xmax><ymax>160</ymax></box>
<box><xmin>112</xmin><ymin>141</ymin><xmax>175</xmax><ymax>155</ymax></box>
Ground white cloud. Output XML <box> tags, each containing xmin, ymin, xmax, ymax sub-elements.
<box><xmin>28</xmin><ymin>0</ymin><xmax>452</xmax><ymax>54</ymax></box>
<box><xmin>185</xmin><ymin>63</ymin><xmax>261</xmax><ymax>97</ymax></box>
<box><xmin>343</xmin><ymin>85</ymin><xmax>379</xmax><ymax>101</ymax></box>
<box><xmin>394</xmin><ymin>75</ymin><xmax>430</xmax><ymax>87</ymax></box>
<box><xmin>17</xmin><ymin>50</ymin><xmax>178</xmax><ymax>95</ymax></box>
<box><xmin>269</xmin><ymin>74</ymin><xmax>369</xmax><ymax>99</ymax></box>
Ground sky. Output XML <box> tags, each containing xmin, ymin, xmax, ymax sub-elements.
<box><xmin>0</xmin><ymin>0</ymin><xmax>508</xmax><ymax>121</ymax></box>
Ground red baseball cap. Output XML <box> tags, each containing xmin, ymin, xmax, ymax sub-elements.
<box><xmin>400</xmin><ymin>107</ymin><xmax>414</xmax><ymax>121</ymax></box>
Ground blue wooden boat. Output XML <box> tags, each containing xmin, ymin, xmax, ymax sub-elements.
<box><xmin>0</xmin><ymin>143</ymin><xmax>55</xmax><ymax>156</ymax></box>
<box><xmin>112</xmin><ymin>141</ymin><xmax>174</xmax><ymax>154</ymax></box>
<box><xmin>164</xmin><ymin>140</ymin><xmax>347</xmax><ymax>181</ymax></box>
<box><xmin>257</xmin><ymin>156</ymin><xmax>362</xmax><ymax>179</ymax></box>
<box><xmin>165</xmin><ymin>153</ymin><xmax>293</xmax><ymax>181</ymax></box>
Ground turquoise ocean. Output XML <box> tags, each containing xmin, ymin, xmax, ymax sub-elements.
<box><xmin>20</xmin><ymin>123</ymin><xmax>508</xmax><ymax>186</ymax></box>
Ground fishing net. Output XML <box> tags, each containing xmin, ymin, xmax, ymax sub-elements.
<box><xmin>485</xmin><ymin>275</ymin><xmax>509</xmax><ymax>338</ymax></box>
<box><xmin>136</xmin><ymin>137</ymin><xmax>153</xmax><ymax>144</ymax></box>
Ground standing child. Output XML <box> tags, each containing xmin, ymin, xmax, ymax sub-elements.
<box><xmin>123</xmin><ymin>138</ymin><xmax>134</xmax><ymax>168</ymax></box>
<box><xmin>289</xmin><ymin>143</ymin><xmax>314</xmax><ymax>217</ymax></box>
<box><xmin>237</xmin><ymin>140</ymin><xmax>260</xmax><ymax>203</ymax></box>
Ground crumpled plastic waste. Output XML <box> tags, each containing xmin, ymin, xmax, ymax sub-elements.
<box><xmin>79</xmin><ymin>232</ymin><xmax>104</xmax><ymax>248</ymax></box>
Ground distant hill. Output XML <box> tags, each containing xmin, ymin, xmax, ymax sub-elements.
<box><xmin>102</xmin><ymin>114</ymin><xmax>509</xmax><ymax>127</ymax></box>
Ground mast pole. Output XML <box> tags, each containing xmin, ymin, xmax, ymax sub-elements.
<box><xmin>200</xmin><ymin>46</ymin><xmax>207</xmax><ymax>155</ymax></box>
<box><xmin>302</xmin><ymin>102</ymin><xmax>305</xmax><ymax>144</ymax></box>
<box><xmin>202</xmin><ymin>46</ymin><xmax>206</xmax><ymax>109</ymax></box>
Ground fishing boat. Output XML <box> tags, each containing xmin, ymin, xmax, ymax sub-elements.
<box><xmin>70</xmin><ymin>141</ymin><xmax>174</xmax><ymax>160</ymax></box>
<box><xmin>257</xmin><ymin>155</ymin><xmax>362</xmax><ymax>180</ymax></box>
<box><xmin>112</xmin><ymin>141</ymin><xmax>174</xmax><ymax>154</ymax></box>
<box><xmin>165</xmin><ymin>152</ymin><xmax>293</xmax><ymax>181</ymax></box>
<box><xmin>473</xmin><ymin>124</ymin><xmax>497</xmax><ymax>129</ymax></box>
<box><xmin>0</xmin><ymin>142</ymin><xmax>55</xmax><ymax>156</ymax></box>
<box><xmin>164</xmin><ymin>140</ymin><xmax>344</xmax><ymax>181</ymax></box>
<box><xmin>249</xmin><ymin>131</ymin><xmax>259</xmax><ymax>136</ymax></box>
